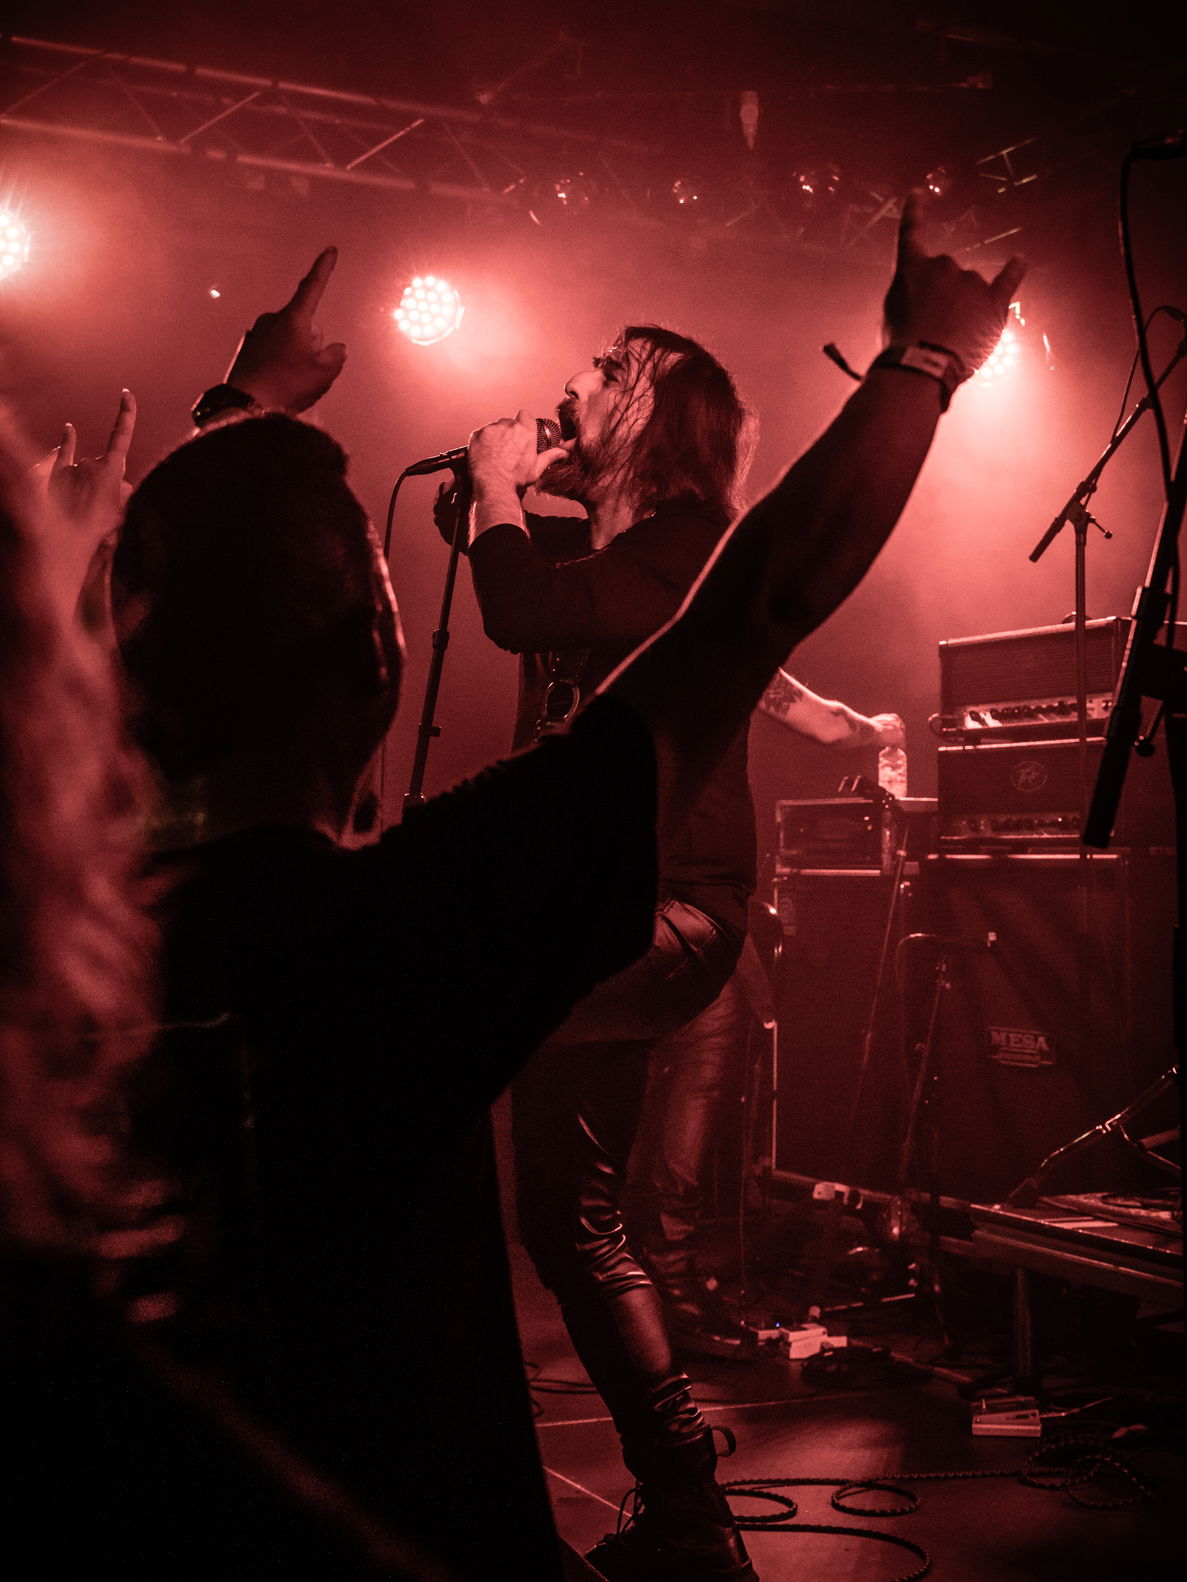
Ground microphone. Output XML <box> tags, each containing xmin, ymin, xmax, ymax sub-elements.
<box><xmin>405</xmin><ymin>417</ymin><xmax>563</xmax><ymax>477</ymax></box>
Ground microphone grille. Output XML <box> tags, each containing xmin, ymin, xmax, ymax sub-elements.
<box><xmin>536</xmin><ymin>417</ymin><xmax>562</xmax><ymax>452</ymax></box>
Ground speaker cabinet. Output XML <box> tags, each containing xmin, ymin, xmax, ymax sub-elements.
<box><xmin>771</xmin><ymin>869</ymin><xmax>917</xmax><ymax>1193</ymax></box>
<box><xmin>921</xmin><ymin>852</ymin><xmax>1177</xmax><ymax>1205</ymax></box>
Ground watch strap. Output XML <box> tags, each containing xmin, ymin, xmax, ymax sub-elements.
<box><xmin>191</xmin><ymin>383</ymin><xmax>260</xmax><ymax>428</ymax></box>
<box><xmin>868</xmin><ymin>343</ymin><xmax>970</xmax><ymax>411</ymax></box>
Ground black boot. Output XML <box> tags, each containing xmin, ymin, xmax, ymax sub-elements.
<box><xmin>586</xmin><ymin>1427</ymin><xmax>758</xmax><ymax>1581</ymax></box>
<box><xmin>645</xmin><ymin>1252</ymin><xmax>756</xmax><ymax>1366</ymax></box>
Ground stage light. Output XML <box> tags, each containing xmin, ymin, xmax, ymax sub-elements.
<box><xmin>0</xmin><ymin>209</ymin><xmax>31</xmax><ymax>281</ymax></box>
<box><xmin>393</xmin><ymin>274</ymin><xmax>464</xmax><ymax>346</ymax></box>
<box><xmin>670</xmin><ymin>178</ymin><xmax>704</xmax><ymax>212</ymax></box>
<box><xmin>792</xmin><ymin>162</ymin><xmax>842</xmax><ymax>205</ymax></box>
<box><xmin>526</xmin><ymin>172</ymin><xmax>600</xmax><ymax>226</ymax></box>
<box><xmin>550</xmin><ymin>172</ymin><xmax>597</xmax><ymax>211</ymax></box>
<box><xmin>924</xmin><ymin>165</ymin><xmax>955</xmax><ymax>199</ymax></box>
<box><xmin>977</xmin><ymin>300</ymin><xmax>1024</xmax><ymax>384</ymax></box>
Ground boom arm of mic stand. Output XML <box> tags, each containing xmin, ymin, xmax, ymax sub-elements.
<box><xmin>1030</xmin><ymin>337</ymin><xmax>1187</xmax><ymax>564</ymax></box>
<box><xmin>1030</xmin><ymin>485</ymin><xmax>1100</xmax><ymax>565</ymax></box>
<box><xmin>1004</xmin><ymin>1066</ymin><xmax>1180</xmax><ymax>1205</ymax></box>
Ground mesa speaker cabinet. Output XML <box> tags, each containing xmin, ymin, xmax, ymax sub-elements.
<box><xmin>771</xmin><ymin>869</ymin><xmax>918</xmax><ymax>1193</ymax></box>
<box><xmin>921</xmin><ymin>852</ymin><xmax>1177</xmax><ymax>1205</ymax></box>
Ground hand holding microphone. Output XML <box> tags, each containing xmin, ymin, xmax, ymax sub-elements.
<box><xmin>466</xmin><ymin>410</ymin><xmax>569</xmax><ymax>488</ymax></box>
<box><xmin>409</xmin><ymin>414</ymin><xmax>566</xmax><ymax>477</ymax></box>
<box><xmin>428</xmin><ymin>412</ymin><xmax>569</xmax><ymax>546</ymax></box>
<box><xmin>462</xmin><ymin>410</ymin><xmax>572</xmax><ymax>542</ymax></box>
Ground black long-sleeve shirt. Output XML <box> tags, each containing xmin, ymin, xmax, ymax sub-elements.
<box><xmin>469</xmin><ymin>501</ymin><xmax>755</xmax><ymax>931</ymax></box>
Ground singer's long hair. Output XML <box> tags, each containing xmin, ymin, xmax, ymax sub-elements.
<box><xmin>612</xmin><ymin>325</ymin><xmax>752</xmax><ymax>520</ymax></box>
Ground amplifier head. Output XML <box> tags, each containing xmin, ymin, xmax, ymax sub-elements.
<box><xmin>937</xmin><ymin>737</ymin><xmax>1173</xmax><ymax>849</ymax></box>
<box><xmin>776</xmin><ymin>795</ymin><xmax>936</xmax><ymax>871</ymax></box>
<box><xmin>936</xmin><ymin>620</ymin><xmax>1187</xmax><ymax>742</ymax></box>
<box><xmin>939</xmin><ymin>619</ymin><xmax>1127</xmax><ymax>717</ymax></box>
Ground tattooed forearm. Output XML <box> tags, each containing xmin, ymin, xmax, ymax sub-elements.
<box><xmin>759</xmin><ymin>669</ymin><xmax>806</xmax><ymax>719</ymax></box>
<box><xmin>759</xmin><ymin>672</ymin><xmax>900</xmax><ymax>747</ymax></box>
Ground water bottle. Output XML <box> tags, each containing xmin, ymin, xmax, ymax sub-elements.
<box><xmin>877</xmin><ymin>743</ymin><xmax>908</xmax><ymax>801</ymax></box>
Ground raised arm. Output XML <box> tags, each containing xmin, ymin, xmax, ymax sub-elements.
<box><xmin>758</xmin><ymin>669</ymin><xmax>904</xmax><ymax>748</ymax></box>
<box><xmin>21</xmin><ymin>389</ymin><xmax>137</xmax><ymax>632</ymax></box>
<box><xmin>605</xmin><ymin>194</ymin><xmax>1023</xmax><ymax>829</ymax></box>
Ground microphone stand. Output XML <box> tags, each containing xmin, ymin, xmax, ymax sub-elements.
<box><xmin>1029</xmin><ymin>331</ymin><xmax>1187</xmax><ymax>794</ymax></box>
<box><xmin>405</xmin><ymin>469</ymin><xmax>471</xmax><ymax>807</ymax></box>
<box><xmin>1085</xmin><ymin>417</ymin><xmax>1187</xmax><ymax>1092</ymax></box>
<box><xmin>1004</xmin><ymin>1065</ymin><xmax>1180</xmax><ymax>1207</ymax></box>
<box><xmin>1028</xmin><ymin>335</ymin><xmax>1187</xmax><ymax>1084</ymax></box>
<box><xmin>1086</xmin><ymin>410</ymin><xmax>1187</xmax><ymax>848</ymax></box>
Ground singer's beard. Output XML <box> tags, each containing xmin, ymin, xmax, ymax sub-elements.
<box><xmin>536</xmin><ymin>449</ymin><xmax>595</xmax><ymax>504</ymax></box>
<box><xmin>536</xmin><ymin>417</ymin><xmax>624</xmax><ymax>509</ymax></box>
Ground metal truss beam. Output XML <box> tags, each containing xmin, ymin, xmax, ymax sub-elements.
<box><xmin>0</xmin><ymin>35</ymin><xmax>660</xmax><ymax>211</ymax></box>
<box><xmin>0</xmin><ymin>35</ymin><xmax>1044</xmax><ymax>257</ymax></box>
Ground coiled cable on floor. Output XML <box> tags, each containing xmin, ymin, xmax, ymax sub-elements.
<box><xmin>720</xmin><ymin>1428</ymin><xmax>1167</xmax><ymax>1582</ymax></box>
<box><xmin>723</xmin><ymin>1475</ymin><xmax>931</xmax><ymax>1582</ymax></box>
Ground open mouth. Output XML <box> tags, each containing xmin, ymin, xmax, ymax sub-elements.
<box><xmin>556</xmin><ymin>402</ymin><xmax>578</xmax><ymax>442</ymax></box>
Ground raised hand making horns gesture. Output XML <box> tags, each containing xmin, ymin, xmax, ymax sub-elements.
<box><xmin>19</xmin><ymin>388</ymin><xmax>138</xmax><ymax>621</ymax></box>
<box><xmin>884</xmin><ymin>190</ymin><xmax>1027</xmax><ymax>381</ymax></box>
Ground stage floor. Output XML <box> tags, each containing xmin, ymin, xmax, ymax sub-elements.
<box><xmin>508</xmin><ymin>1224</ymin><xmax>1184</xmax><ymax>1581</ymax></box>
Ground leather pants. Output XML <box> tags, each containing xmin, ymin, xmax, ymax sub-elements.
<box><xmin>626</xmin><ymin>917</ymin><xmax>778</xmax><ymax>1292</ymax></box>
<box><xmin>626</xmin><ymin>969</ymin><xmax>752</xmax><ymax>1292</ymax></box>
<box><xmin>512</xmin><ymin>895</ymin><xmax>744</xmax><ymax>1451</ymax></box>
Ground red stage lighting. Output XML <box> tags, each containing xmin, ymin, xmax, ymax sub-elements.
<box><xmin>0</xmin><ymin>210</ymin><xmax>31</xmax><ymax>281</ymax></box>
<box><xmin>394</xmin><ymin>275</ymin><xmax>465</xmax><ymax>345</ymax></box>
<box><xmin>548</xmin><ymin>172</ymin><xmax>597</xmax><ymax>212</ymax></box>
<box><xmin>977</xmin><ymin>300</ymin><xmax>1024</xmax><ymax>384</ymax></box>
<box><xmin>792</xmin><ymin>162</ymin><xmax>842</xmax><ymax>205</ymax></box>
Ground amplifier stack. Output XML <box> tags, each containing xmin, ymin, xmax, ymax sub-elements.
<box><xmin>932</xmin><ymin>617</ymin><xmax>1178</xmax><ymax>852</ymax></box>
<box><xmin>768</xmin><ymin>616</ymin><xmax>1178</xmax><ymax>1208</ymax></box>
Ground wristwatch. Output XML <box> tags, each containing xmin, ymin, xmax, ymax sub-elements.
<box><xmin>191</xmin><ymin>383</ymin><xmax>260</xmax><ymax>428</ymax></box>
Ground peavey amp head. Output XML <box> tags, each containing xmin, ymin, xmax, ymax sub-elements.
<box><xmin>933</xmin><ymin>617</ymin><xmax>1179</xmax><ymax>848</ymax></box>
<box><xmin>937</xmin><ymin>736</ymin><xmax>1173</xmax><ymax>849</ymax></box>
<box><xmin>936</xmin><ymin>618</ymin><xmax>1128</xmax><ymax>740</ymax></box>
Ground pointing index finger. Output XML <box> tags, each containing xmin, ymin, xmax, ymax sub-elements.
<box><xmin>52</xmin><ymin>423</ymin><xmax>77</xmax><ymax>473</ymax></box>
<box><xmin>897</xmin><ymin>190</ymin><xmax>926</xmax><ymax>269</ymax></box>
<box><xmin>103</xmin><ymin>389</ymin><xmax>136</xmax><ymax>470</ymax></box>
<box><xmin>285</xmin><ymin>247</ymin><xmax>338</xmax><ymax>320</ymax></box>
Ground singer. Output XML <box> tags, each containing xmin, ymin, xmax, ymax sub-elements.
<box><xmin>455</xmin><ymin>222</ymin><xmax>1024</xmax><ymax>1570</ymax></box>
<box><xmin>458</xmin><ymin>338</ymin><xmax>907</xmax><ymax>1573</ymax></box>
<box><xmin>459</xmin><ymin>329</ymin><xmax>762</xmax><ymax>1579</ymax></box>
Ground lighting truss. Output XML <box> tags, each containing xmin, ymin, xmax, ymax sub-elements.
<box><xmin>0</xmin><ymin>36</ymin><xmax>1048</xmax><ymax>258</ymax></box>
<box><xmin>0</xmin><ymin>35</ymin><xmax>657</xmax><ymax>213</ymax></box>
